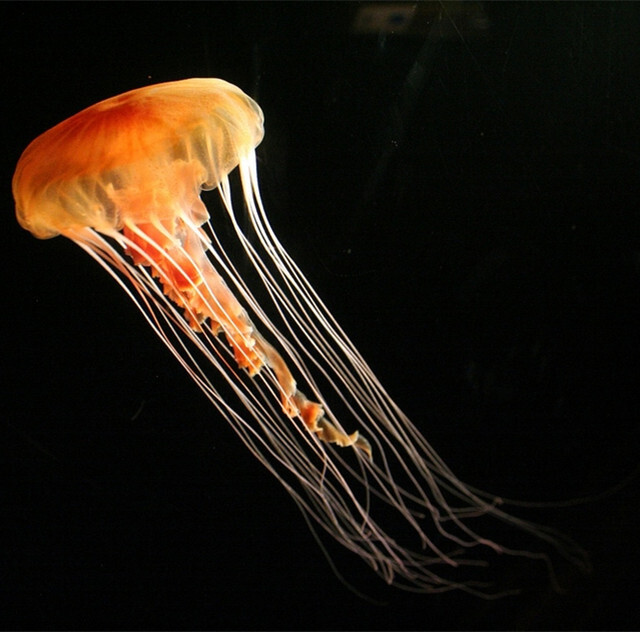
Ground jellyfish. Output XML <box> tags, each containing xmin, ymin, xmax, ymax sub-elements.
<box><xmin>12</xmin><ymin>78</ymin><xmax>585</xmax><ymax>595</ymax></box>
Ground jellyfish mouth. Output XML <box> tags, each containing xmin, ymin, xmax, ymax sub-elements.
<box><xmin>120</xmin><ymin>215</ymin><xmax>371</xmax><ymax>458</ymax></box>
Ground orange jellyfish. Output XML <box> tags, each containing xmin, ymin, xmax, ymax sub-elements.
<box><xmin>12</xmin><ymin>78</ymin><xmax>586</xmax><ymax>595</ymax></box>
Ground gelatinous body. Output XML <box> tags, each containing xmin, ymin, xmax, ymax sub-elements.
<box><xmin>13</xmin><ymin>79</ymin><xmax>586</xmax><ymax>595</ymax></box>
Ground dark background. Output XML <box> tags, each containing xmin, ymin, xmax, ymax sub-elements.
<box><xmin>2</xmin><ymin>2</ymin><xmax>639</xmax><ymax>630</ymax></box>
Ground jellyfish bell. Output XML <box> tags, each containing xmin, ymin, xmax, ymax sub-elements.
<box><xmin>13</xmin><ymin>78</ymin><xmax>587</xmax><ymax>595</ymax></box>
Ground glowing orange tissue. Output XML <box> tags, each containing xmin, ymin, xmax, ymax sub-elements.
<box><xmin>13</xmin><ymin>79</ymin><xmax>587</xmax><ymax>595</ymax></box>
